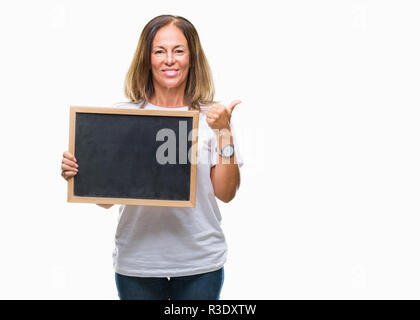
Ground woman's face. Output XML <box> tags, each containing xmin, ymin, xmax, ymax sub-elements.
<box><xmin>151</xmin><ymin>24</ymin><xmax>190</xmax><ymax>91</ymax></box>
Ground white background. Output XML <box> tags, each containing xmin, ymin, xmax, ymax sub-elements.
<box><xmin>0</xmin><ymin>0</ymin><xmax>419</xmax><ymax>299</ymax></box>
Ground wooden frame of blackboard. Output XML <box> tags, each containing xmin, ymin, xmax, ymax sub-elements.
<box><xmin>67</xmin><ymin>106</ymin><xmax>199</xmax><ymax>207</ymax></box>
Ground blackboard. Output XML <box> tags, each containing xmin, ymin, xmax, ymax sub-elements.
<box><xmin>67</xmin><ymin>106</ymin><xmax>199</xmax><ymax>207</ymax></box>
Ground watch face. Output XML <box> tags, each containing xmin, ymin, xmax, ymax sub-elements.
<box><xmin>222</xmin><ymin>145</ymin><xmax>234</xmax><ymax>157</ymax></box>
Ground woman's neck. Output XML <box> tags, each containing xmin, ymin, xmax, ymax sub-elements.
<box><xmin>149</xmin><ymin>84</ymin><xmax>187</xmax><ymax>108</ymax></box>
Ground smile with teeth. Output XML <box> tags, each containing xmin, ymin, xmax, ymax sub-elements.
<box><xmin>162</xmin><ymin>69</ymin><xmax>179</xmax><ymax>76</ymax></box>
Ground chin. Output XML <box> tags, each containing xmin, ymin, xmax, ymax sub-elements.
<box><xmin>159</xmin><ymin>79</ymin><xmax>186</xmax><ymax>89</ymax></box>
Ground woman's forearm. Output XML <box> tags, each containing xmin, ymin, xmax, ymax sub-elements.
<box><xmin>210</xmin><ymin>129</ymin><xmax>240</xmax><ymax>203</ymax></box>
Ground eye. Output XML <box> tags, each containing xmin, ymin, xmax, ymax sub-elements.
<box><xmin>154</xmin><ymin>50</ymin><xmax>164</xmax><ymax>54</ymax></box>
<box><xmin>175</xmin><ymin>50</ymin><xmax>184</xmax><ymax>54</ymax></box>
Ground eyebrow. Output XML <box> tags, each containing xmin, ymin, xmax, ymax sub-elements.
<box><xmin>153</xmin><ymin>45</ymin><xmax>186</xmax><ymax>50</ymax></box>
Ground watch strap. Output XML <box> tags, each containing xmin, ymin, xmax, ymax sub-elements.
<box><xmin>215</xmin><ymin>144</ymin><xmax>235</xmax><ymax>158</ymax></box>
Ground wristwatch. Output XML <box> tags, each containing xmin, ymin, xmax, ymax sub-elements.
<box><xmin>216</xmin><ymin>144</ymin><xmax>235</xmax><ymax>158</ymax></box>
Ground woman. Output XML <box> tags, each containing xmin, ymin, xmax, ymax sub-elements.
<box><xmin>61</xmin><ymin>15</ymin><xmax>243</xmax><ymax>300</ymax></box>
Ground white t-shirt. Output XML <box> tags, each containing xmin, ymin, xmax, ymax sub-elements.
<box><xmin>112</xmin><ymin>102</ymin><xmax>243</xmax><ymax>277</ymax></box>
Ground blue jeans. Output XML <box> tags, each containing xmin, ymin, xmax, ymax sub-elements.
<box><xmin>115</xmin><ymin>268</ymin><xmax>224</xmax><ymax>300</ymax></box>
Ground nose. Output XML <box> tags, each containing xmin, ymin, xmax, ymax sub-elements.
<box><xmin>165</xmin><ymin>52</ymin><xmax>175</xmax><ymax>65</ymax></box>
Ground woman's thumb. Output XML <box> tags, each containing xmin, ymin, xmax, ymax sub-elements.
<box><xmin>228</xmin><ymin>100</ymin><xmax>242</xmax><ymax>114</ymax></box>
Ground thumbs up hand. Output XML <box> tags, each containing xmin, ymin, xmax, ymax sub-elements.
<box><xmin>206</xmin><ymin>100</ymin><xmax>241</xmax><ymax>133</ymax></box>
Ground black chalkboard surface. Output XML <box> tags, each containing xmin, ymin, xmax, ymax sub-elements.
<box><xmin>67</xmin><ymin>106</ymin><xmax>199</xmax><ymax>207</ymax></box>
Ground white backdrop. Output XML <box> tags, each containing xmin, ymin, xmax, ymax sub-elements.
<box><xmin>0</xmin><ymin>0</ymin><xmax>419</xmax><ymax>299</ymax></box>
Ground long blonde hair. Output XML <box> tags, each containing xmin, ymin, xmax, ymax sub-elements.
<box><xmin>124</xmin><ymin>15</ymin><xmax>215</xmax><ymax>111</ymax></box>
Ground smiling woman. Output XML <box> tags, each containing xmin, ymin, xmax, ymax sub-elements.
<box><xmin>150</xmin><ymin>24</ymin><xmax>191</xmax><ymax>104</ymax></box>
<box><xmin>124</xmin><ymin>15</ymin><xmax>215</xmax><ymax>110</ymax></box>
<box><xmin>60</xmin><ymin>14</ymin><xmax>244</xmax><ymax>301</ymax></box>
